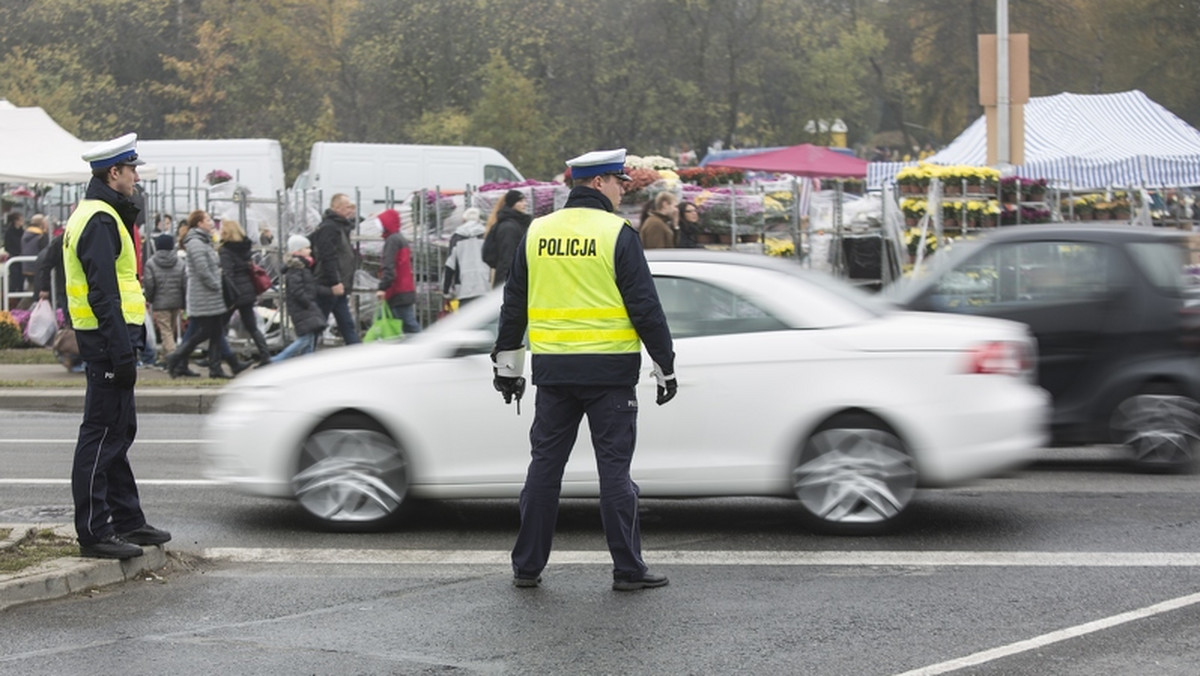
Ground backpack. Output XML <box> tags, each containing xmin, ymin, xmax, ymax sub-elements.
<box><xmin>481</xmin><ymin>226</ymin><xmax>500</xmax><ymax>268</ymax></box>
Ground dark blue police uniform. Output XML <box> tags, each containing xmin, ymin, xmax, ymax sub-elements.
<box><xmin>69</xmin><ymin>177</ymin><xmax>149</xmax><ymax>547</ymax></box>
<box><xmin>495</xmin><ymin>186</ymin><xmax>675</xmax><ymax>583</ymax></box>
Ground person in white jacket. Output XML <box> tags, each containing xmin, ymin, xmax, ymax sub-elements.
<box><xmin>442</xmin><ymin>207</ymin><xmax>491</xmax><ymax>310</ymax></box>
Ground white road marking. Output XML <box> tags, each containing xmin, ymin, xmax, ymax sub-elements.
<box><xmin>196</xmin><ymin>548</ymin><xmax>1200</xmax><ymax>567</ymax></box>
<box><xmin>0</xmin><ymin>479</ymin><xmax>217</xmax><ymax>486</ymax></box>
<box><xmin>0</xmin><ymin>439</ymin><xmax>202</xmax><ymax>444</ymax></box>
<box><xmin>893</xmin><ymin>589</ymin><xmax>1200</xmax><ymax>675</ymax></box>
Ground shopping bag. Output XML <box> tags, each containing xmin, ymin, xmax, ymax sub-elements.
<box><xmin>250</xmin><ymin>262</ymin><xmax>272</xmax><ymax>294</ymax></box>
<box><xmin>363</xmin><ymin>304</ymin><xmax>404</xmax><ymax>342</ymax></box>
<box><xmin>25</xmin><ymin>299</ymin><xmax>57</xmax><ymax>347</ymax></box>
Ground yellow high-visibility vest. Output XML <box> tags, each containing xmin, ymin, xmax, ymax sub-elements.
<box><xmin>63</xmin><ymin>200</ymin><xmax>146</xmax><ymax>329</ymax></box>
<box><xmin>525</xmin><ymin>209</ymin><xmax>640</xmax><ymax>354</ymax></box>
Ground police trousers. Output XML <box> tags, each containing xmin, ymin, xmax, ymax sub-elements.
<box><xmin>512</xmin><ymin>384</ymin><xmax>647</xmax><ymax>579</ymax></box>
<box><xmin>72</xmin><ymin>359</ymin><xmax>145</xmax><ymax>545</ymax></box>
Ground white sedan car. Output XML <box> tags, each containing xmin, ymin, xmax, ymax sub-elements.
<box><xmin>203</xmin><ymin>251</ymin><xmax>1049</xmax><ymax>534</ymax></box>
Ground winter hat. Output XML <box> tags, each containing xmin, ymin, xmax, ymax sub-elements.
<box><xmin>153</xmin><ymin>233</ymin><xmax>174</xmax><ymax>252</ymax></box>
<box><xmin>287</xmin><ymin>234</ymin><xmax>311</xmax><ymax>253</ymax></box>
<box><xmin>461</xmin><ymin>207</ymin><xmax>481</xmax><ymax>223</ymax></box>
<box><xmin>377</xmin><ymin>209</ymin><xmax>401</xmax><ymax>236</ymax></box>
<box><xmin>503</xmin><ymin>189</ymin><xmax>525</xmax><ymax>208</ymax></box>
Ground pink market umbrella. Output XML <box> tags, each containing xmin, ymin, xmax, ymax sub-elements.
<box><xmin>708</xmin><ymin>144</ymin><xmax>868</xmax><ymax>178</ymax></box>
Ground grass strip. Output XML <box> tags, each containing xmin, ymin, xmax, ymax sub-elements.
<box><xmin>0</xmin><ymin>528</ymin><xmax>78</xmax><ymax>573</ymax></box>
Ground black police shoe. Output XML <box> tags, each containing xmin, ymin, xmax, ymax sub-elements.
<box><xmin>117</xmin><ymin>523</ymin><xmax>172</xmax><ymax>546</ymax></box>
<box><xmin>79</xmin><ymin>534</ymin><xmax>144</xmax><ymax>560</ymax></box>
<box><xmin>513</xmin><ymin>575</ymin><xmax>542</xmax><ymax>588</ymax></box>
<box><xmin>612</xmin><ymin>571</ymin><xmax>669</xmax><ymax>591</ymax></box>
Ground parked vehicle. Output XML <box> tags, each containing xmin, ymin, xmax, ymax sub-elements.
<box><xmin>886</xmin><ymin>224</ymin><xmax>1200</xmax><ymax>471</ymax></box>
<box><xmin>292</xmin><ymin>142</ymin><xmax>524</xmax><ymax>210</ymax></box>
<box><xmin>203</xmin><ymin>252</ymin><xmax>1048</xmax><ymax>534</ymax></box>
<box><xmin>138</xmin><ymin>138</ymin><xmax>286</xmax><ymax>200</ymax></box>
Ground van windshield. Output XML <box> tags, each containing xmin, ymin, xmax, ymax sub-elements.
<box><xmin>485</xmin><ymin>164</ymin><xmax>520</xmax><ymax>183</ymax></box>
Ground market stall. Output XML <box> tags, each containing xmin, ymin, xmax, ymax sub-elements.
<box><xmin>869</xmin><ymin>90</ymin><xmax>1200</xmax><ymax>191</ymax></box>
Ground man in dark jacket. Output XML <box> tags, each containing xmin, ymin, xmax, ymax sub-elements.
<box><xmin>311</xmin><ymin>193</ymin><xmax>361</xmax><ymax>344</ymax></box>
<box><xmin>492</xmin><ymin>148</ymin><xmax>677</xmax><ymax>591</ymax></box>
<box><xmin>64</xmin><ymin>133</ymin><xmax>171</xmax><ymax>560</ymax></box>
<box><xmin>35</xmin><ymin>231</ymin><xmax>68</xmax><ymax>323</ymax></box>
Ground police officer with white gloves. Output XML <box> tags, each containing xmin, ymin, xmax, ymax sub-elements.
<box><xmin>493</xmin><ymin>148</ymin><xmax>677</xmax><ymax>591</ymax></box>
<box><xmin>65</xmin><ymin>133</ymin><xmax>171</xmax><ymax>559</ymax></box>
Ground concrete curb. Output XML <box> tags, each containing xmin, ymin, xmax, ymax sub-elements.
<box><xmin>0</xmin><ymin>389</ymin><xmax>220</xmax><ymax>414</ymax></box>
<box><xmin>0</xmin><ymin>524</ymin><xmax>169</xmax><ymax>611</ymax></box>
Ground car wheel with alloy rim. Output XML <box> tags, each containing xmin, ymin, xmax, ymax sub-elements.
<box><xmin>292</xmin><ymin>413</ymin><xmax>410</xmax><ymax>531</ymax></box>
<box><xmin>1110</xmin><ymin>384</ymin><xmax>1200</xmax><ymax>472</ymax></box>
<box><xmin>793</xmin><ymin>413</ymin><xmax>918</xmax><ymax>535</ymax></box>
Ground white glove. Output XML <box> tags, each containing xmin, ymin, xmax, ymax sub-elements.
<box><xmin>652</xmin><ymin>361</ymin><xmax>677</xmax><ymax>405</ymax></box>
<box><xmin>492</xmin><ymin>348</ymin><xmax>525</xmax><ymax>378</ymax></box>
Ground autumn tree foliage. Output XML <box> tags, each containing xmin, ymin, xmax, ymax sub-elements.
<box><xmin>1</xmin><ymin>0</ymin><xmax>1197</xmax><ymax>182</ymax></box>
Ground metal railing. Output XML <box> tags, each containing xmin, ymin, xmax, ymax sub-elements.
<box><xmin>1</xmin><ymin>255</ymin><xmax>39</xmax><ymax>312</ymax></box>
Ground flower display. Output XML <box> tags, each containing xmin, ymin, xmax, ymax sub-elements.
<box><xmin>625</xmin><ymin>168</ymin><xmax>664</xmax><ymax>195</ymax></box>
<box><xmin>205</xmin><ymin>169</ymin><xmax>232</xmax><ymax>185</ymax></box>
<box><xmin>1000</xmin><ymin>204</ymin><xmax>1053</xmax><ymax>225</ymax></box>
<box><xmin>936</xmin><ymin>165</ymin><xmax>1000</xmax><ymax>193</ymax></box>
<box><xmin>999</xmin><ymin>176</ymin><xmax>1049</xmax><ymax>202</ymax></box>
<box><xmin>904</xmin><ymin>227</ymin><xmax>939</xmax><ymax>259</ymax></box>
<box><xmin>625</xmin><ymin>155</ymin><xmax>678</xmax><ymax>171</ymax></box>
<box><xmin>897</xmin><ymin>164</ymin><xmax>1001</xmax><ymax>194</ymax></box>
<box><xmin>680</xmin><ymin>184</ymin><xmax>765</xmax><ymax>232</ymax></box>
<box><xmin>476</xmin><ymin>180</ymin><xmax>563</xmax><ymax>217</ymax></box>
<box><xmin>900</xmin><ymin>198</ymin><xmax>927</xmax><ymax>219</ymax></box>
<box><xmin>764</xmin><ymin>237</ymin><xmax>796</xmax><ymax>258</ymax></box>
<box><xmin>676</xmin><ymin>167</ymin><xmax>745</xmax><ymax>187</ymax></box>
<box><xmin>0</xmin><ymin>310</ymin><xmax>24</xmax><ymax>348</ymax></box>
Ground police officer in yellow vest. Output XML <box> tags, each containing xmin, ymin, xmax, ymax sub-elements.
<box><xmin>493</xmin><ymin>148</ymin><xmax>677</xmax><ymax>591</ymax></box>
<box><xmin>65</xmin><ymin>133</ymin><xmax>171</xmax><ymax>559</ymax></box>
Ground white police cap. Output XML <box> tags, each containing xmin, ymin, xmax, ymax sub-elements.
<box><xmin>566</xmin><ymin>148</ymin><xmax>631</xmax><ymax>181</ymax></box>
<box><xmin>82</xmin><ymin>133</ymin><xmax>146</xmax><ymax>170</ymax></box>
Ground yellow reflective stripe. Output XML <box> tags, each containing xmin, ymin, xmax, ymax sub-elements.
<box><xmin>529</xmin><ymin>328</ymin><xmax>640</xmax><ymax>343</ymax></box>
<box><xmin>528</xmin><ymin>306</ymin><xmax>629</xmax><ymax>321</ymax></box>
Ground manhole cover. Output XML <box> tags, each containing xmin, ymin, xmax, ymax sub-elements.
<box><xmin>0</xmin><ymin>505</ymin><xmax>73</xmax><ymax>520</ymax></box>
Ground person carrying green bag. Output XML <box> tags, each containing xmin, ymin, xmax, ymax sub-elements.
<box><xmin>375</xmin><ymin>209</ymin><xmax>422</xmax><ymax>334</ymax></box>
<box><xmin>364</xmin><ymin>303</ymin><xmax>404</xmax><ymax>342</ymax></box>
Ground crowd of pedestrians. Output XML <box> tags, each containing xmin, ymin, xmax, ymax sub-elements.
<box><xmin>2</xmin><ymin>174</ymin><xmax>709</xmax><ymax>378</ymax></box>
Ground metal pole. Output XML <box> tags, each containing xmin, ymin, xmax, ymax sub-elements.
<box><xmin>729</xmin><ymin>181</ymin><xmax>737</xmax><ymax>245</ymax></box>
<box><xmin>997</xmin><ymin>0</ymin><xmax>1011</xmax><ymax>165</ymax></box>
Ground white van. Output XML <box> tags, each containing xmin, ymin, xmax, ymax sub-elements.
<box><xmin>138</xmin><ymin>139</ymin><xmax>286</xmax><ymax>200</ymax></box>
<box><xmin>293</xmin><ymin>142</ymin><xmax>524</xmax><ymax>210</ymax></box>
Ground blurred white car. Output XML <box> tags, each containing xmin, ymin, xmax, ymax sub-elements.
<box><xmin>203</xmin><ymin>251</ymin><xmax>1049</xmax><ymax>534</ymax></box>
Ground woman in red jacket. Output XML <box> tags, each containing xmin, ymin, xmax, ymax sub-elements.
<box><xmin>374</xmin><ymin>209</ymin><xmax>421</xmax><ymax>334</ymax></box>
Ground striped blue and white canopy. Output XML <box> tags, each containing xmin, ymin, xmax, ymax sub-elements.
<box><xmin>867</xmin><ymin>90</ymin><xmax>1200</xmax><ymax>190</ymax></box>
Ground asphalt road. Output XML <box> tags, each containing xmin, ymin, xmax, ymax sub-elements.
<box><xmin>3</xmin><ymin>412</ymin><xmax>1200</xmax><ymax>675</ymax></box>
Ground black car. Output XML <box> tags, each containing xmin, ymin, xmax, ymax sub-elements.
<box><xmin>885</xmin><ymin>224</ymin><xmax>1200</xmax><ymax>470</ymax></box>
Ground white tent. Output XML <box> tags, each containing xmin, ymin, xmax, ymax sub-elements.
<box><xmin>0</xmin><ymin>106</ymin><xmax>93</xmax><ymax>184</ymax></box>
<box><xmin>0</xmin><ymin>106</ymin><xmax>157</xmax><ymax>184</ymax></box>
<box><xmin>868</xmin><ymin>90</ymin><xmax>1200</xmax><ymax>190</ymax></box>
